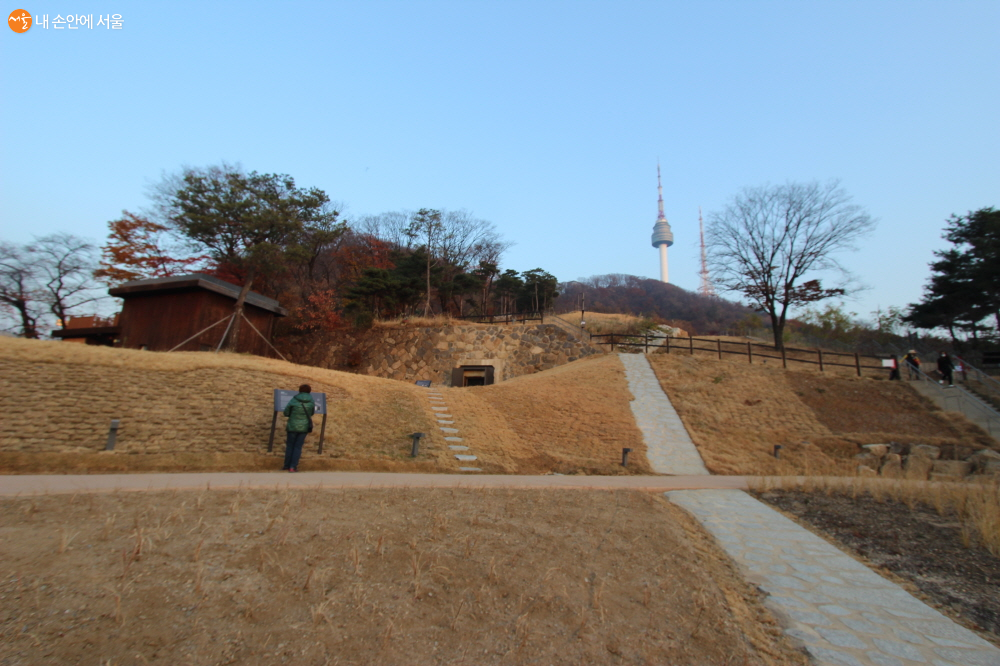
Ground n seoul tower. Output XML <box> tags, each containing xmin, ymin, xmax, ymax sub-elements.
<box><xmin>651</xmin><ymin>164</ymin><xmax>674</xmax><ymax>283</ymax></box>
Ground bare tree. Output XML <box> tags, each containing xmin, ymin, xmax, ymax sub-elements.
<box><xmin>0</xmin><ymin>243</ymin><xmax>42</xmax><ymax>338</ymax></box>
<box><xmin>706</xmin><ymin>180</ymin><xmax>875</xmax><ymax>349</ymax></box>
<box><xmin>29</xmin><ymin>233</ymin><xmax>105</xmax><ymax>326</ymax></box>
<box><xmin>407</xmin><ymin>209</ymin><xmax>443</xmax><ymax>316</ymax></box>
<box><xmin>354</xmin><ymin>211</ymin><xmax>415</xmax><ymax>251</ymax></box>
<box><xmin>436</xmin><ymin>209</ymin><xmax>513</xmax><ymax>270</ymax></box>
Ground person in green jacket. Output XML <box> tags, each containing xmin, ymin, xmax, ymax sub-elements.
<box><xmin>282</xmin><ymin>384</ymin><xmax>315</xmax><ymax>472</ymax></box>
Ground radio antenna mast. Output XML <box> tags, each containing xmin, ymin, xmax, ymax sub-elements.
<box><xmin>698</xmin><ymin>207</ymin><xmax>716</xmax><ymax>297</ymax></box>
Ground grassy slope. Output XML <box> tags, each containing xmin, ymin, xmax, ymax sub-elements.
<box><xmin>0</xmin><ymin>338</ymin><xmax>644</xmax><ymax>475</ymax></box>
<box><xmin>648</xmin><ymin>351</ymin><xmax>996</xmax><ymax>475</ymax></box>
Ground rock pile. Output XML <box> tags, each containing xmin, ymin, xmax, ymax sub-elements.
<box><xmin>855</xmin><ymin>443</ymin><xmax>1000</xmax><ymax>480</ymax></box>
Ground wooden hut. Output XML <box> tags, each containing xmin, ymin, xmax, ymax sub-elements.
<box><xmin>108</xmin><ymin>274</ymin><xmax>287</xmax><ymax>356</ymax></box>
<box><xmin>51</xmin><ymin>314</ymin><xmax>121</xmax><ymax>346</ymax></box>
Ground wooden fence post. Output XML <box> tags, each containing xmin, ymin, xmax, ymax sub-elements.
<box><xmin>855</xmin><ymin>352</ymin><xmax>861</xmax><ymax>377</ymax></box>
<box><xmin>666</xmin><ymin>336</ymin><xmax>670</xmax><ymax>354</ymax></box>
<box><xmin>644</xmin><ymin>334</ymin><xmax>649</xmax><ymax>354</ymax></box>
<box><xmin>781</xmin><ymin>345</ymin><xmax>787</xmax><ymax>369</ymax></box>
<box><xmin>747</xmin><ymin>341</ymin><xmax>753</xmax><ymax>364</ymax></box>
<box><xmin>717</xmin><ymin>339</ymin><xmax>722</xmax><ymax>360</ymax></box>
<box><xmin>611</xmin><ymin>334</ymin><xmax>616</xmax><ymax>352</ymax></box>
<box><xmin>818</xmin><ymin>349</ymin><xmax>824</xmax><ymax>372</ymax></box>
<box><xmin>689</xmin><ymin>336</ymin><xmax>694</xmax><ymax>355</ymax></box>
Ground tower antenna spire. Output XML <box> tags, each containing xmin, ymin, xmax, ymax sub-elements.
<box><xmin>650</xmin><ymin>163</ymin><xmax>674</xmax><ymax>283</ymax></box>
<box><xmin>657</xmin><ymin>163</ymin><xmax>666</xmax><ymax>221</ymax></box>
<box><xmin>698</xmin><ymin>206</ymin><xmax>716</xmax><ymax>296</ymax></box>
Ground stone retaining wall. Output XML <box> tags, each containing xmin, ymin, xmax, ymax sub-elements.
<box><xmin>359</xmin><ymin>324</ymin><xmax>605</xmax><ymax>385</ymax></box>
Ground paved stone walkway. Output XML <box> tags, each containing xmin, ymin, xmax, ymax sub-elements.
<box><xmin>617</xmin><ymin>353</ymin><xmax>709</xmax><ymax>475</ymax></box>
<box><xmin>667</xmin><ymin>489</ymin><xmax>1000</xmax><ymax>666</ymax></box>
<box><xmin>424</xmin><ymin>387</ymin><xmax>481</xmax><ymax>472</ymax></box>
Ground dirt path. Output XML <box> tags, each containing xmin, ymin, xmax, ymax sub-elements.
<box><xmin>0</xmin><ymin>472</ymin><xmax>750</xmax><ymax>496</ymax></box>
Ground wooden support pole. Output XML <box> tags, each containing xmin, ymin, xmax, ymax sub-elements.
<box><xmin>717</xmin><ymin>339</ymin><xmax>722</xmax><ymax>360</ymax></box>
<box><xmin>689</xmin><ymin>336</ymin><xmax>694</xmax><ymax>355</ymax></box>
<box><xmin>645</xmin><ymin>334</ymin><xmax>649</xmax><ymax>354</ymax></box>
<box><xmin>665</xmin><ymin>336</ymin><xmax>670</xmax><ymax>354</ymax></box>
<box><xmin>747</xmin><ymin>341</ymin><xmax>753</xmax><ymax>364</ymax></box>
<box><xmin>317</xmin><ymin>413</ymin><xmax>329</xmax><ymax>454</ymax></box>
<box><xmin>855</xmin><ymin>352</ymin><xmax>861</xmax><ymax>377</ymax></box>
<box><xmin>781</xmin><ymin>345</ymin><xmax>787</xmax><ymax>369</ymax></box>
<box><xmin>818</xmin><ymin>349</ymin><xmax>824</xmax><ymax>372</ymax></box>
<box><xmin>267</xmin><ymin>412</ymin><xmax>278</xmax><ymax>453</ymax></box>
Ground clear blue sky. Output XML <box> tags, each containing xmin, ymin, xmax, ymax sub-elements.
<box><xmin>2</xmin><ymin>1</ymin><xmax>997</xmax><ymax>322</ymax></box>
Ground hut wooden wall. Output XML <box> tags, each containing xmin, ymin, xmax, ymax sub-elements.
<box><xmin>118</xmin><ymin>290</ymin><xmax>276</xmax><ymax>356</ymax></box>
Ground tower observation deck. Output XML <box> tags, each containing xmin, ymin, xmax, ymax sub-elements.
<box><xmin>651</xmin><ymin>165</ymin><xmax>674</xmax><ymax>283</ymax></box>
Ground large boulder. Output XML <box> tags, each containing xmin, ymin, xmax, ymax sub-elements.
<box><xmin>903</xmin><ymin>455</ymin><xmax>934</xmax><ymax>480</ymax></box>
<box><xmin>880</xmin><ymin>453</ymin><xmax>903</xmax><ymax>478</ymax></box>
<box><xmin>968</xmin><ymin>449</ymin><xmax>1000</xmax><ymax>474</ymax></box>
<box><xmin>910</xmin><ymin>444</ymin><xmax>941</xmax><ymax>459</ymax></box>
<box><xmin>854</xmin><ymin>453</ymin><xmax>879</xmax><ymax>471</ymax></box>
<box><xmin>862</xmin><ymin>444</ymin><xmax>889</xmax><ymax>458</ymax></box>
<box><xmin>930</xmin><ymin>460</ymin><xmax>972</xmax><ymax>480</ymax></box>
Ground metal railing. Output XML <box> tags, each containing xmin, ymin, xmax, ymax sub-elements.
<box><xmin>954</xmin><ymin>355</ymin><xmax>1000</xmax><ymax>411</ymax></box>
<box><xmin>911</xmin><ymin>366</ymin><xmax>1000</xmax><ymax>441</ymax></box>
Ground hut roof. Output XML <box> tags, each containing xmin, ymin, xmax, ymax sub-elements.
<box><xmin>109</xmin><ymin>274</ymin><xmax>288</xmax><ymax>316</ymax></box>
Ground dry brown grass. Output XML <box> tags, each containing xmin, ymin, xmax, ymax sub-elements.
<box><xmin>0</xmin><ymin>337</ymin><xmax>452</xmax><ymax>469</ymax></box>
<box><xmin>436</xmin><ymin>354</ymin><xmax>649</xmax><ymax>474</ymax></box>
<box><xmin>576</xmin><ymin>312</ymin><xmax>645</xmax><ymax>335</ymax></box>
<box><xmin>0</xmin><ymin>338</ymin><xmax>643</xmax><ymax>475</ymax></box>
<box><xmin>374</xmin><ymin>314</ymin><xmax>461</xmax><ymax>328</ymax></box>
<box><xmin>751</xmin><ymin>475</ymin><xmax>1000</xmax><ymax>558</ymax></box>
<box><xmin>647</xmin><ymin>352</ymin><xmax>996</xmax><ymax>476</ymax></box>
<box><xmin>0</xmin><ymin>488</ymin><xmax>807</xmax><ymax>665</ymax></box>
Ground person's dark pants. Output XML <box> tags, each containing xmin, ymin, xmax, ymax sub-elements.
<box><xmin>942</xmin><ymin>369</ymin><xmax>953</xmax><ymax>385</ymax></box>
<box><xmin>284</xmin><ymin>431</ymin><xmax>307</xmax><ymax>469</ymax></box>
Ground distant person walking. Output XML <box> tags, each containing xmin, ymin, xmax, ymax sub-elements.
<box><xmin>282</xmin><ymin>384</ymin><xmax>314</xmax><ymax>472</ymax></box>
<box><xmin>937</xmin><ymin>352</ymin><xmax>955</xmax><ymax>387</ymax></box>
<box><xmin>903</xmin><ymin>350</ymin><xmax>921</xmax><ymax>380</ymax></box>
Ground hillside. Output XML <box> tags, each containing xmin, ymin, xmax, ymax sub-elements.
<box><xmin>0</xmin><ymin>338</ymin><xmax>645</xmax><ymax>475</ymax></box>
<box><xmin>557</xmin><ymin>275</ymin><xmax>752</xmax><ymax>334</ymax></box>
<box><xmin>2</xmin><ymin>335</ymin><xmax>994</xmax><ymax>477</ymax></box>
<box><xmin>647</xmin><ymin>351</ymin><xmax>997</xmax><ymax>475</ymax></box>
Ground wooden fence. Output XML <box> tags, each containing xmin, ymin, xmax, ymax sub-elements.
<box><xmin>590</xmin><ymin>333</ymin><xmax>891</xmax><ymax>377</ymax></box>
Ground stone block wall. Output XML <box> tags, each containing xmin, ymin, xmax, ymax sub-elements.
<box><xmin>359</xmin><ymin>324</ymin><xmax>605</xmax><ymax>385</ymax></box>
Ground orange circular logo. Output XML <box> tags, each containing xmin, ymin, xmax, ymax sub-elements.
<box><xmin>8</xmin><ymin>9</ymin><xmax>31</xmax><ymax>32</ymax></box>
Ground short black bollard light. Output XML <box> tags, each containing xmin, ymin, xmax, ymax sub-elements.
<box><xmin>621</xmin><ymin>447</ymin><xmax>632</xmax><ymax>467</ymax></box>
<box><xmin>105</xmin><ymin>419</ymin><xmax>121</xmax><ymax>451</ymax></box>
<box><xmin>410</xmin><ymin>432</ymin><xmax>425</xmax><ymax>457</ymax></box>
<box><xmin>773</xmin><ymin>444</ymin><xmax>782</xmax><ymax>459</ymax></box>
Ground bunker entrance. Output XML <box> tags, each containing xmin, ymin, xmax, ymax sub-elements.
<box><xmin>452</xmin><ymin>365</ymin><xmax>495</xmax><ymax>387</ymax></box>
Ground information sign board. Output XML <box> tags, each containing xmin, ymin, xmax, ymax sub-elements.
<box><xmin>273</xmin><ymin>390</ymin><xmax>326</xmax><ymax>414</ymax></box>
<box><xmin>268</xmin><ymin>389</ymin><xmax>330</xmax><ymax>455</ymax></box>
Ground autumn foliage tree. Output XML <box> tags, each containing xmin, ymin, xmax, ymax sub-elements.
<box><xmin>94</xmin><ymin>211</ymin><xmax>207</xmax><ymax>285</ymax></box>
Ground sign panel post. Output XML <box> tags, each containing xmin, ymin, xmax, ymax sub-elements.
<box><xmin>268</xmin><ymin>389</ymin><xmax>329</xmax><ymax>454</ymax></box>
